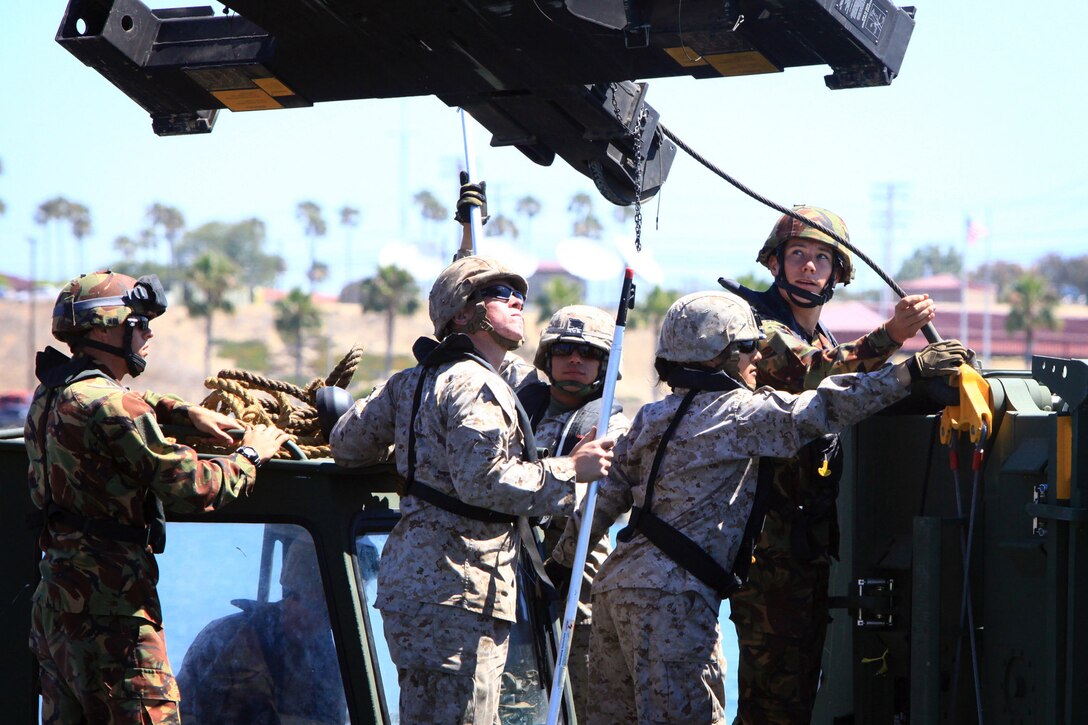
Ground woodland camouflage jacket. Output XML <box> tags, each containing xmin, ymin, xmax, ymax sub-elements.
<box><xmin>26</xmin><ymin>358</ymin><xmax>257</xmax><ymax>624</ymax></box>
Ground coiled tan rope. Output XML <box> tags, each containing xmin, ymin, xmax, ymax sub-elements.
<box><xmin>195</xmin><ymin>345</ymin><xmax>363</xmax><ymax>459</ymax></box>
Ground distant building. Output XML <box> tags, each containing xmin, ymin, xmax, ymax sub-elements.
<box><xmin>824</xmin><ymin>275</ymin><xmax>1088</xmax><ymax>364</ymax></box>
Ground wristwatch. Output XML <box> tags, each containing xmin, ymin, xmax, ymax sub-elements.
<box><xmin>236</xmin><ymin>445</ymin><xmax>263</xmax><ymax>469</ymax></box>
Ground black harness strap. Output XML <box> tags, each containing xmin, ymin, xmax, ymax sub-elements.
<box><xmin>404</xmin><ymin>335</ymin><xmax>536</xmax><ymax>526</ymax></box>
<box><xmin>617</xmin><ymin>386</ymin><xmax>742</xmax><ymax>600</ymax></box>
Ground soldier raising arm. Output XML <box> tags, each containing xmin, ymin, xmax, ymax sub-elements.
<box><xmin>729</xmin><ymin>206</ymin><xmax>935</xmax><ymax>725</ymax></box>
<box><xmin>330</xmin><ymin>256</ymin><xmax>612</xmax><ymax>725</ymax></box>
<box><xmin>550</xmin><ymin>290</ymin><xmax>967</xmax><ymax>724</ymax></box>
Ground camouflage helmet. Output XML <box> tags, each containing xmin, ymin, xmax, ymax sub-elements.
<box><xmin>657</xmin><ymin>291</ymin><xmax>761</xmax><ymax>364</ymax></box>
<box><xmin>533</xmin><ymin>305</ymin><xmax>614</xmax><ymax>370</ymax></box>
<box><xmin>428</xmin><ymin>256</ymin><xmax>527</xmax><ymax>339</ymax></box>
<box><xmin>51</xmin><ymin>270</ymin><xmax>165</xmax><ymax>343</ymax></box>
<box><xmin>756</xmin><ymin>205</ymin><xmax>855</xmax><ymax>284</ymax></box>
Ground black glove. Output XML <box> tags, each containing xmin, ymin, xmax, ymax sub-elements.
<box><xmin>454</xmin><ymin>170</ymin><xmax>488</xmax><ymax>225</ymax></box>
<box><xmin>906</xmin><ymin>339</ymin><xmax>973</xmax><ymax>381</ymax></box>
<box><xmin>543</xmin><ymin>558</ymin><xmax>574</xmax><ymax>600</ymax></box>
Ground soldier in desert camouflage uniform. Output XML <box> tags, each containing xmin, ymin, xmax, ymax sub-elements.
<box><xmin>550</xmin><ymin>290</ymin><xmax>966</xmax><ymax>724</ymax></box>
<box><xmin>726</xmin><ymin>207</ymin><xmax>936</xmax><ymax>725</ymax></box>
<box><xmin>25</xmin><ymin>270</ymin><xmax>288</xmax><ymax>724</ymax></box>
<box><xmin>329</xmin><ymin>256</ymin><xmax>614</xmax><ymax>724</ymax></box>
<box><xmin>513</xmin><ymin>305</ymin><xmax>630</xmax><ymax>722</ymax></box>
<box><xmin>177</xmin><ymin>533</ymin><xmax>347</xmax><ymax>725</ymax></box>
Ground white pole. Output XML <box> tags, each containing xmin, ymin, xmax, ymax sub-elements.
<box><xmin>459</xmin><ymin>108</ymin><xmax>484</xmax><ymax>255</ymax></box>
<box><xmin>546</xmin><ymin>268</ymin><xmax>634</xmax><ymax>725</ymax></box>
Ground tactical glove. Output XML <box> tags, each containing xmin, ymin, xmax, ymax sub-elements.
<box><xmin>454</xmin><ymin>170</ymin><xmax>488</xmax><ymax>225</ymax></box>
<box><xmin>906</xmin><ymin>339</ymin><xmax>972</xmax><ymax>381</ymax></box>
<box><xmin>544</xmin><ymin>558</ymin><xmax>574</xmax><ymax>600</ymax></box>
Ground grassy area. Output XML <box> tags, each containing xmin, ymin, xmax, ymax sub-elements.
<box><xmin>217</xmin><ymin>339</ymin><xmax>271</xmax><ymax>372</ymax></box>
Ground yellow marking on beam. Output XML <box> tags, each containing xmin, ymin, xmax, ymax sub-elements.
<box><xmin>704</xmin><ymin>51</ymin><xmax>780</xmax><ymax>77</ymax></box>
<box><xmin>254</xmin><ymin>77</ymin><xmax>295</xmax><ymax>97</ymax></box>
<box><xmin>212</xmin><ymin>89</ymin><xmax>284</xmax><ymax>111</ymax></box>
<box><xmin>663</xmin><ymin>46</ymin><xmax>707</xmax><ymax>68</ymax></box>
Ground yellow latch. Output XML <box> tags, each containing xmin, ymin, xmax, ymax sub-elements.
<box><xmin>939</xmin><ymin>364</ymin><xmax>993</xmax><ymax>445</ymax></box>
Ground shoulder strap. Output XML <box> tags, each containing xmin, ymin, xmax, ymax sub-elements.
<box><xmin>403</xmin><ymin>337</ymin><xmax>534</xmax><ymax>525</ymax></box>
<box><xmin>616</xmin><ymin>388</ymin><xmax>742</xmax><ymax>600</ymax></box>
<box><xmin>516</xmin><ymin>381</ymin><xmax>551</xmax><ymax>431</ymax></box>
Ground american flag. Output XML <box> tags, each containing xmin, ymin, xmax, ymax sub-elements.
<box><xmin>965</xmin><ymin>217</ymin><xmax>989</xmax><ymax>245</ymax></box>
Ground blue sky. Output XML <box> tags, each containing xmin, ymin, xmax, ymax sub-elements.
<box><xmin>2</xmin><ymin>1</ymin><xmax>1086</xmax><ymax>297</ymax></box>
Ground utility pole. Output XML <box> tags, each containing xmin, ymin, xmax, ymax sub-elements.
<box><xmin>874</xmin><ymin>183</ymin><xmax>904</xmax><ymax>318</ymax></box>
<box><xmin>27</xmin><ymin>237</ymin><xmax>37</xmax><ymax>392</ymax></box>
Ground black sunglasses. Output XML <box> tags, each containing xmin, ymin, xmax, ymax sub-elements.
<box><xmin>475</xmin><ymin>284</ymin><xmax>526</xmax><ymax>303</ymax></box>
<box><xmin>126</xmin><ymin>315</ymin><xmax>152</xmax><ymax>332</ymax></box>
<box><xmin>551</xmin><ymin>341</ymin><xmax>606</xmax><ymax>360</ymax></box>
<box><xmin>732</xmin><ymin>339</ymin><xmax>760</xmax><ymax>354</ymax></box>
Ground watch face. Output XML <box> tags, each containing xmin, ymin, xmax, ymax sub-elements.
<box><xmin>239</xmin><ymin>447</ymin><xmax>260</xmax><ymax>466</ymax></box>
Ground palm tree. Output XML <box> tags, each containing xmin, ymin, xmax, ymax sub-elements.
<box><xmin>274</xmin><ymin>287</ymin><xmax>324</xmax><ymax>382</ymax></box>
<box><xmin>568</xmin><ymin>192</ymin><xmax>603</xmax><ymax>239</ymax></box>
<box><xmin>68</xmin><ymin>202</ymin><xmax>92</xmax><ymax>275</ymax></box>
<box><xmin>114</xmin><ymin>235</ymin><xmax>139</xmax><ymax>263</ymax></box>
<box><xmin>413</xmin><ymin>190</ymin><xmax>448</xmax><ymax>257</ymax></box>
<box><xmin>35</xmin><ymin>197</ymin><xmax>72</xmax><ymax>280</ymax></box>
<box><xmin>358</xmin><ymin>265</ymin><xmax>420</xmax><ymax>378</ymax></box>
<box><xmin>1005</xmin><ymin>272</ymin><xmax>1061</xmax><ymax>364</ymax></box>
<box><xmin>145</xmin><ymin>203</ymin><xmax>186</xmax><ymax>268</ymax></box>
<box><xmin>339</xmin><ymin>206</ymin><xmax>361</xmax><ymax>286</ymax></box>
<box><xmin>535</xmin><ymin>276</ymin><xmax>583</xmax><ymax>322</ymax></box>
<box><xmin>184</xmin><ymin>251</ymin><xmax>239</xmax><ymax>377</ymax></box>
<box><xmin>296</xmin><ymin>201</ymin><xmax>327</xmax><ymax>294</ymax></box>
<box><xmin>484</xmin><ymin>214</ymin><xmax>519</xmax><ymax>239</ymax></box>
<box><xmin>515</xmin><ymin>195</ymin><xmax>541</xmax><ymax>244</ymax></box>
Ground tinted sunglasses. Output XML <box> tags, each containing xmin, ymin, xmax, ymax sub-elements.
<box><xmin>551</xmin><ymin>341</ymin><xmax>606</xmax><ymax>360</ymax></box>
<box><xmin>732</xmin><ymin>339</ymin><xmax>760</xmax><ymax>354</ymax></box>
<box><xmin>475</xmin><ymin>284</ymin><xmax>526</xmax><ymax>303</ymax></box>
<box><xmin>126</xmin><ymin>315</ymin><xmax>152</xmax><ymax>332</ymax></box>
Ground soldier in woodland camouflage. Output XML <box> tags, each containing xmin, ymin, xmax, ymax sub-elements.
<box><xmin>727</xmin><ymin>207</ymin><xmax>937</xmax><ymax>725</ymax></box>
<box><xmin>26</xmin><ymin>270</ymin><xmax>288</xmax><ymax>724</ymax></box>
<box><xmin>329</xmin><ymin>256</ymin><xmax>614</xmax><ymax>724</ymax></box>
<box><xmin>550</xmin><ymin>291</ymin><xmax>967</xmax><ymax>724</ymax></box>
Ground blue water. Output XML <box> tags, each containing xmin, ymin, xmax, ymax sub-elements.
<box><xmin>156</xmin><ymin>521</ymin><xmax>740</xmax><ymax>724</ymax></box>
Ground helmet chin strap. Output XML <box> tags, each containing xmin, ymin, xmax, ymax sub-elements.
<box><xmin>78</xmin><ymin>323</ymin><xmax>147</xmax><ymax>377</ymax></box>
<box><xmin>721</xmin><ymin>355</ymin><xmax>754</xmax><ymax>391</ymax></box>
<box><xmin>774</xmin><ymin>249</ymin><xmax>836</xmax><ymax>308</ymax></box>
<box><xmin>459</xmin><ymin>302</ymin><xmax>522</xmax><ymax>351</ymax></box>
<box><xmin>487</xmin><ymin>329</ymin><xmax>522</xmax><ymax>352</ymax></box>
<box><xmin>553</xmin><ymin>379</ymin><xmax>595</xmax><ymax>397</ymax></box>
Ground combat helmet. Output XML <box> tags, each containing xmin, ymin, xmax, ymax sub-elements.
<box><xmin>51</xmin><ymin>270</ymin><xmax>168</xmax><ymax>376</ymax></box>
<box><xmin>657</xmin><ymin>291</ymin><xmax>761</xmax><ymax>364</ymax></box>
<box><xmin>534</xmin><ymin>305</ymin><xmax>615</xmax><ymax>394</ymax></box>
<box><xmin>428</xmin><ymin>256</ymin><xmax>527</xmax><ymax>343</ymax></box>
<box><xmin>757</xmin><ymin>205</ymin><xmax>854</xmax><ymax>307</ymax></box>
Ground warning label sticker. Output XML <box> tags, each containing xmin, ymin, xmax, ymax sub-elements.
<box><xmin>833</xmin><ymin>0</ymin><xmax>890</xmax><ymax>44</ymax></box>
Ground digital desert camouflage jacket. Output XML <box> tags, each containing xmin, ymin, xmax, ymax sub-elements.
<box><xmin>536</xmin><ymin>402</ymin><xmax>629</xmax><ymax>623</ymax></box>
<box><xmin>25</xmin><ymin>359</ymin><xmax>257</xmax><ymax>624</ymax></box>
<box><xmin>553</xmin><ymin>365</ymin><xmax>910</xmax><ymax>609</ymax></box>
<box><xmin>329</xmin><ymin>354</ymin><xmax>579</xmax><ymax>622</ymax></box>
